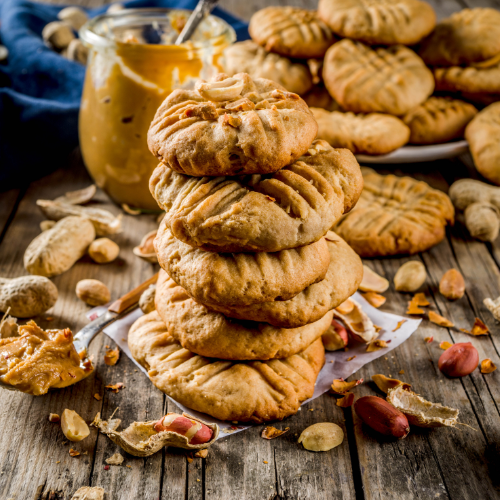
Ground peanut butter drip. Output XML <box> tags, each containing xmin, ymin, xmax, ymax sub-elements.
<box><xmin>0</xmin><ymin>322</ymin><xmax>93</xmax><ymax>395</ymax></box>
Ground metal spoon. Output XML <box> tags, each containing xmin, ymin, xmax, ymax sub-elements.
<box><xmin>0</xmin><ymin>273</ymin><xmax>159</xmax><ymax>393</ymax></box>
<box><xmin>175</xmin><ymin>0</ymin><xmax>220</xmax><ymax>45</ymax></box>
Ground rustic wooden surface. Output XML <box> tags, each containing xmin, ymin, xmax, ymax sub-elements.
<box><xmin>1</xmin><ymin>0</ymin><xmax>500</xmax><ymax>499</ymax></box>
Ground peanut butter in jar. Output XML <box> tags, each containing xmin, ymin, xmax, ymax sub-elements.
<box><xmin>79</xmin><ymin>9</ymin><xmax>235</xmax><ymax>210</ymax></box>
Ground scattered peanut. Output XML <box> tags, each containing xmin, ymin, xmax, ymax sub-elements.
<box><xmin>439</xmin><ymin>269</ymin><xmax>465</xmax><ymax>300</ymax></box>
<box><xmin>359</xmin><ymin>265</ymin><xmax>389</xmax><ymax>293</ymax></box>
<box><xmin>42</xmin><ymin>21</ymin><xmax>75</xmax><ymax>51</ymax></box>
<box><xmin>393</xmin><ymin>261</ymin><xmax>426</xmax><ymax>292</ymax></box>
<box><xmin>465</xmin><ymin>202</ymin><xmax>499</xmax><ymax>241</ymax></box>
<box><xmin>354</xmin><ymin>396</ymin><xmax>410</xmax><ymax>439</ymax></box>
<box><xmin>133</xmin><ymin>230</ymin><xmax>157</xmax><ymax>263</ymax></box>
<box><xmin>76</xmin><ymin>279</ymin><xmax>110</xmax><ymax>306</ymax></box>
<box><xmin>55</xmin><ymin>185</ymin><xmax>96</xmax><ymax>205</ymax></box>
<box><xmin>139</xmin><ymin>285</ymin><xmax>156</xmax><ymax>314</ymax></box>
<box><xmin>65</xmin><ymin>39</ymin><xmax>89</xmax><ymax>65</ymax></box>
<box><xmin>105</xmin><ymin>453</ymin><xmax>124</xmax><ymax>465</ymax></box>
<box><xmin>0</xmin><ymin>275</ymin><xmax>58</xmax><ymax>318</ymax></box>
<box><xmin>438</xmin><ymin>342</ymin><xmax>479</xmax><ymax>377</ymax></box>
<box><xmin>37</xmin><ymin>200</ymin><xmax>122</xmax><ymax>236</ymax></box>
<box><xmin>57</xmin><ymin>6</ymin><xmax>88</xmax><ymax>31</ymax></box>
<box><xmin>48</xmin><ymin>413</ymin><xmax>60</xmax><ymax>423</ymax></box>
<box><xmin>0</xmin><ymin>313</ymin><xmax>18</xmax><ymax>338</ymax></box>
<box><xmin>484</xmin><ymin>296</ymin><xmax>500</xmax><ymax>321</ymax></box>
<box><xmin>298</xmin><ymin>423</ymin><xmax>344</xmax><ymax>452</ymax></box>
<box><xmin>449</xmin><ymin>179</ymin><xmax>500</xmax><ymax>241</ymax></box>
<box><xmin>88</xmin><ymin>238</ymin><xmax>120</xmax><ymax>264</ymax></box>
<box><xmin>61</xmin><ymin>409</ymin><xmax>90</xmax><ymax>442</ymax></box>
<box><xmin>24</xmin><ymin>216</ymin><xmax>96</xmax><ymax>277</ymax></box>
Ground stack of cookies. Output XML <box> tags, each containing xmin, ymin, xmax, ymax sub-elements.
<box><xmin>223</xmin><ymin>3</ymin><xmax>500</xmax><ymax>156</ymax></box>
<box><xmin>128</xmin><ymin>73</ymin><xmax>364</xmax><ymax>423</ymax></box>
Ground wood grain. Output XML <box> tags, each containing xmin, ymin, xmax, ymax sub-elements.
<box><xmin>3</xmin><ymin>0</ymin><xmax>500</xmax><ymax>499</ymax></box>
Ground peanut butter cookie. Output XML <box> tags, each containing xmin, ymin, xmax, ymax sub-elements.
<box><xmin>333</xmin><ymin>169</ymin><xmax>455</xmax><ymax>256</ymax></box>
<box><xmin>148</xmin><ymin>73</ymin><xmax>318</xmax><ymax>177</ymax></box>
<box><xmin>434</xmin><ymin>56</ymin><xmax>500</xmax><ymax>95</ymax></box>
<box><xmin>128</xmin><ymin>311</ymin><xmax>325</xmax><ymax>423</ymax></box>
<box><xmin>318</xmin><ymin>0</ymin><xmax>436</xmax><ymax>45</ymax></box>
<box><xmin>223</xmin><ymin>41</ymin><xmax>313</xmax><ymax>96</ymax></box>
<box><xmin>154</xmin><ymin>270</ymin><xmax>333</xmax><ymax>360</ymax></box>
<box><xmin>150</xmin><ymin>140</ymin><xmax>363</xmax><ymax>253</ymax></box>
<box><xmin>312</xmin><ymin>108</ymin><xmax>410</xmax><ymax>155</ymax></box>
<box><xmin>249</xmin><ymin>6</ymin><xmax>335</xmax><ymax>59</ymax></box>
<box><xmin>323</xmin><ymin>40</ymin><xmax>434</xmax><ymax>116</ymax></box>
<box><xmin>465</xmin><ymin>102</ymin><xmax>500</xmax><ymax>185</ymax></box>
<box><xmin>198</xmin><ymin>232</ymin><xmax>362</xmax><ymax>328</ymax></box>
<box><xmin>419</xmin><ymin>8</ymin><xmax>500</xmax><ymax>66</ymax></box>
<box><xmin>403</xmin><ymin>97</ymin><xmax>477</xmax><ymax>145</ymax></box>
<box><xmin>155</xmin><ymin>224</ymin><xmax>331</xmax><ymax>306</ymax></box>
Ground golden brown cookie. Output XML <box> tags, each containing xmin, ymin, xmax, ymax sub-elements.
<box><xmin>303</xmin><ymin>85</ymin><xmax>342</xmax><ymax>111</ymax></box>
<box><xmin>323</xmin><ymin>40</ymin><xmax>434</xmax><ymax>116</ymax></box>
<box><xmin>128</xmin><ymin>311</ymin><xmax>325</xmax><ymax>423</ymax></box>
<box><xmin>148</xmin><ymin>73</ymin><xmax>317</xmax><ymax>177</ymax></box>
<box><xmin>155</xmin><ymin>224</ymin><xmax>331</xmax><ymax>306</ymax></box>
<box><xmin>223</xmin><ymin>41</ymin><xmax>313</xmax><ymax>96</ymax></box>
<box><xmin>419</xmin><ymin>8</ymin><xmax>500</xmax><ymax>66</ymax></box>
<box><xmin>249</xmin><ymin>7</ymin><xmax>335</xmax><ymax>59</ymax></box>
<box><xmin>403</xmin><ymin>97</ymin><xmax>477</xmax><ymax>145</ymax></box>
<box><xmin>154</xmin><ymin>270</ymin><xmax>333</xmax><ymax>360</ymax></box>
<box><xmin>434</xmin><ymin>56</ymin><xmax>500</xmax><ymax>95</ymax></box>
<box><xmin>312</xmin><ymin>108</ymin><xmax>410</xmax><ymax>155</ymax></box>
<box><xmin>318</xmin><ymin>0</ymin><xmax>436</xmax><ymax>45</ymax></box>
<box><xmin>333</xmin><ymin>169</ymin><xmax>455</xmax><ymax>256</ymax></box>
<box><xmin>150</xmin><ymin>140</ymin><xmax>363</xmax><ymax>253</ymax></box>
<box><xmin>198</xmin><ymin>232</ymin><xmax>363</xmax><ymax>328</ymax></box>
<box><xmin>465</xmin><ymin>102</ymin><xmax>500</xmax><ymax>185</ymax></box>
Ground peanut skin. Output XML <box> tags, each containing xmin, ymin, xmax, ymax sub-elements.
<box><xmin>354</xmin><ymin>396</ymin><xmax>410</xmax><ymax>439</ymax></box>
<box><xmin>438</xmin><ymin>342</ymin><xmax>478</xmax><ymax>377</ymax></box>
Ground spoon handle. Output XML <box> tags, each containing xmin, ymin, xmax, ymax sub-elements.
<box><xmin>175</xmin><ymin>0</ymin><xmax>220</xmax><ymax>45</ymax></box>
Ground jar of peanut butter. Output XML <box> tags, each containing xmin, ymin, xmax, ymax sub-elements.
<box><xmin>79</xmin><ymin>9</ymin><xmax>235</xmax><ymax>210</ymax></box>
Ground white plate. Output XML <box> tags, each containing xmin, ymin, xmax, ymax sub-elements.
<box><xmin>355</xmin><ymin>140</ymin><xmax>469</xmax><ymax>164</ymax></box>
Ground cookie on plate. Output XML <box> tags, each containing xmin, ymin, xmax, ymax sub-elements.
<box><xmin>129</xmin><ymin>311</ymin><xmax>325</xmax><ymax>423</ymax></box>
<box><xmin>434</xmin><ymin>57</ymin><xmax>500</xmax><ymax>95</ymax></box>
<box><xmin>155</xmin><ymin>270</ymin><xmax>333</xmax><ymax>360</ymax></box>
<box><xmin>148</xmin><ymin>73</ymin><xmax>317</xmax><ymax>177</ymax></box>
<box><xmin>311</xmin><ymin>108</ymin><xmax>410</xmax><ymax>155</ymax></box>
<box><xmin>465</xmin><ymin>102</ymin><xmax>500</xmax><ymax>185</ymax></box>
<box><xmin>323</xmin><ymin>40</ymin><xmax>434</xmax><ymax>116</ymax></box>
<box><xmin>150</xmin><ymin>140</ymin><xmax>363</xmax><ymax>253</ymax></box>
<box><xmin>198</xmin><ymin>232</ymin><xmax>362</xmax><ymax>328</ymax></box>
<box><xmin>403</xmin><ymin>97</ymin><xmax>477</xmax><ymax>145</ymax></box>
<box><xmin>249</xmin><ymin>6</ymin><xmax>335</xmax><ymax>59</ymax></box>
<box><xmin>223</xmin><ymin>41</ymin><xmax>313</xmax><ymax>96</ymax></box>
<box><xmin>333</xmin><ymin>168</ymin><xmax>455</xmax><ymax>256</ymax></box>
<box><xmin>155</xmin><ymin>224</ymin><xmax>331</xmax><ymax>306</ymax></box>
<box><xmin>318</xmin><ymin>0</ymin><xmax>436</xmax><ymax>45</ymax></box>
<box><xmin>419</xmin><ymin>8</ymin><xmax>500</xmax><ymax>66</ymax></box>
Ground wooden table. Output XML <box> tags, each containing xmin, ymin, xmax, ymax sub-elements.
<box><xmin>1</xmin><ymin>0</ymin><xmax>500</xmax><ymax>498</ymax></box>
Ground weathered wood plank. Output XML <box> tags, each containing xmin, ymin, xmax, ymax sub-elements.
<box><xmin>0</xmin><ymin>189</ymin><xmax>21</xmax><ymax>242</ymax></box>
<box><xmin>0</xmin><ymin>158</ymin><xmax>159</xmax><ymax>499</ymax></box>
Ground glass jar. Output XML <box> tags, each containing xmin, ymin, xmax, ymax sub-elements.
<box><xmin>79</xmin><ymin>9</ymin><xmax>235</xmax><ymax>210</ymax></box>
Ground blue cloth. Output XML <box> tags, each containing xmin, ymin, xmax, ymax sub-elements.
<box><xmin>0</xmin><ymin>0</ymin><xmax>249</xmax><ymax>185</ymax></box>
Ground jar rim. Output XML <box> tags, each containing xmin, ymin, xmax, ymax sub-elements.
<box><xmin>79</xmin><ymin>7</ymin><xmax>236</xmax><ymax>51</ymax></box>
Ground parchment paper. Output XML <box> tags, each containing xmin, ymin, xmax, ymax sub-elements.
<box><xmin>89</xmin><ymin>292</ymin><xmax>421</xmax><ymax>439</ymax></box>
